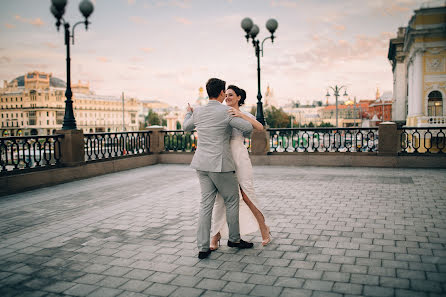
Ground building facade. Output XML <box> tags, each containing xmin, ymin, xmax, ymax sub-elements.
<box><xmin>388</xmin><ymin>4</ymin><xmax>446</xmax><ymax>127</ymax></box>
<box><xmin>0</xmin><ymin>71</ymin><xmax>142</xmax><ymax>136</ymax></box>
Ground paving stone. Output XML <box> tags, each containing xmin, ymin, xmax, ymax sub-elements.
<box><xmin>303</xmin><ymin>279</ymin><xmax>334</xmax><ymax>291</ymax></box>
<box><xmin>64</xmin><ymin>283</ymin><xmax>99</xmax><ymax>296</ymax></box>
<box><xmin>247</xmin><ymin>274</ymin><xmax>278</xmax><ymax>286</ymax></box>
<box><xmin>143</xmin><ymin>283</ymin><xmax>178</xmax><ymax>296</ymax></box>
<box><xmin>279</xmin><ymin>288</ymin><xmax>312</xmax><ymax>297</ymax></box>
<box><xmin>1</xmin><ymin>165</ymin><xmax>446</xmax><ymax>297</ymax></box>
<box><xmin>222</xmin><ymin>281</ymin><xmax>255</xmax><ymax>294</ymax></box>
<box><xmin>322</xmin><ymin>271</ymin><xmax>350</xmax><ymax>282</ymax></box>
<box><xmin>43</xmin><ymin>280</ymin><xmax>77</xmax><ymax>293</ymax></box>
<box><xmin>195</xmin><ymin>278</ymin><xmax>227</xmax><ymax>290</ymax></box>
<box><xmin>363</xmin><ymin>285</ymin><xmax>394</xmax><ymax>296</ymax></box>
<box><xmin>250</xmin><ymin>284</ymin><xmax>283</xmax><ymax>297</ymax></box>
<box><xmin>74</xmin><ymin>273</ymin><xmax>106</xmax><ymax>285</ymax></box>
<box><xmin>332</xmin><ymin>282</ymin><xmax>363</xmax><ymax>295</ymax></box>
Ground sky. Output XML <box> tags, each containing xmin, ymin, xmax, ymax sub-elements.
<box><xmin>0</xmin><ymin>0</ymin><xmax>436</xmax><ymax>107</ymax></box>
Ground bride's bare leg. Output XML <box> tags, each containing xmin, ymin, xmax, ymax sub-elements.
<box><xmin>210</xmin><ymin>232</ymin><xmax>221</xmax><ymax>250</ymax></box>
<box><xmin>240</xmin><ymin>188</ymin><xmax>270</xmax><ymax>242</ymax></box>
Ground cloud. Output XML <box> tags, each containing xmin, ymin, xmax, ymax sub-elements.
<box><xmin>130</xmin><ymin>56</ymin><xmax>144</xmax><ymax>62</ymax></box>
<box><xmin>290</xmin><ymin>31</ymin><xmax>396</xmax><ymax>72</ymax></box>
<box><xmin>175</xmin><ymin>17</ymin><xmax>191</xmax><ymax>25</ymax></box>
<box><xmin>129</xmin><ymin>16</ymin><xmax>148</xmax><ymax>25</ymax></box>
<box><xmin>145</xmin><ymin>0</ymin><xmax>191</xmax><ymax>9</ymax></box>
<box><xmin>4</xmin><ymin>23</ymin><xmax>15</xmax><ymax>29</ymax></box>
<box><xmin>0</xmin><ymin>56</ymin><xmax>12</xmax><ymax>64</ymax></box>
<box><xmin>97</xmin><ymin>56</ymin><xmax>110</xmax><ymax>63</ymax></box>
<box><xmin>24</xmin><ymin>63</ymin><xmax>49</xmax><ymax>69</ymax></box>
<box><xmin>43</xmin><ymin>42</ymin><xmax>59</xmax><ymax>49</ymax></box>
<box><xmin>368</xmin><ymin>0</ymin><xmax>416</xmax><ymax>16</ymax></box>
<box><xmin>333</xmin><ymin>24</ymin><xmax>346</xmax><ymax>32</ymax></box>
<box><xmin>271</xmin><ymin>0</ymin><xmax>299</xmax><ymax>8</ymax></box>
<box><xmin>141</xmin><ymin>47</ymin><xmax>154</xmax><ymax>54</ymax></box>
<box><xmin>14</xmin><ymin>15</ymin><xmax>45</xmax><ymax>27</ymax></box>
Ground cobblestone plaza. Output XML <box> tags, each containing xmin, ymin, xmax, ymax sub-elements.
<box><xmin>0</xmin><ymin>165</ymin><xmax>445</xmax><ymax>297</ymax></box>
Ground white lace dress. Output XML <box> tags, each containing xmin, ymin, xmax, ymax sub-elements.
<box><xmin>211</xmin><ymin>112</ymin><xmax>261</xmax><ymax>237</ymax></box>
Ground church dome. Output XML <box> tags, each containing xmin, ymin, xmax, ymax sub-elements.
<box><xmin>11</xmin><ymin>75</ymin><xmax>66</xmax><ymax>88</ymax></box>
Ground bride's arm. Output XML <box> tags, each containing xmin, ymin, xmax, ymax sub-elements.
<box><xmin>228</xmin><ymin>108</ymin><xmax>264</xmax><ymax>131</ymax></box>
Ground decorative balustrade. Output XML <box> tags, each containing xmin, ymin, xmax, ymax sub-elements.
<box><xmin>398</xmin><ymin>127</ymin><xmax>445</xmax><ymax>154</ymax></box>
<box><xmin>84</xmin><ymin>131</ymin><xmax>151</xmax><ymax>161</ymax></box>
<box><xmin>417</xmin><ymin>116</ymin><xmax>446</xmax><ymax>127</ymax></box>
<box><xmin>163</xmin><ymin>130</ymin><xmax>197</xmax><ymax>152</ymax></box>
<box><xmin>267</xmin><ymin>128</ymin><xmax>379</xmax><ymax>153</ymax></box>
<box><xmin>0</xmin><ymin>135</ymin><xmax>63</xmax><ymax>173</ymax></box>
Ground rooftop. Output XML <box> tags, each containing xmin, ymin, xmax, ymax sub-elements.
<box><xmin>0</xmin><ymin>164</ymin><xmax>445</xmax><ymax>296</ymax></box>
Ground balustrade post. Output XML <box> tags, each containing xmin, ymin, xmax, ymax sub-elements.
<box><xmin>378</xmin><ymin>122</ymin><xmax>398</xmax><ymax>155</ymax></box>
<box><xmin>146</xmin><ymin>126</ymin><xmax>165</xmax><ymax>154</ymax></box>
<box><xmin>251</xmin><ymin>129</ymin><xmax>270</xmax><ymax>155</ymax></box>
<box><xmin>55</xmin><ymin>129</ymin><xmax>85</xmax><ymax>166</ymax></box>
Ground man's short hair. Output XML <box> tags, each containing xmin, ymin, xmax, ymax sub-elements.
<box><xmin>206</xmin><ymin>78</ymin><xmax>226</xmax><ymax>99</ymax></box>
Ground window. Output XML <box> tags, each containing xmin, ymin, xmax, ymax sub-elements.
<box><xmin>428</xmin><ymin>91</ymin><xmax>443</xmax><ymax>116</ymax></box>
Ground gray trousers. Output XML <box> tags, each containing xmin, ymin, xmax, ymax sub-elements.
<box><xmin>196</xmin><ymin>170</ymin><xmax>240</xmax><ymax>252</ymax></box>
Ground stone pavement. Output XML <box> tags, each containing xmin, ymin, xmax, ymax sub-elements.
<box><xmin>0</xmin><ymin>164</ymin><xmax>445</xmax><ymax>297</ymax></box>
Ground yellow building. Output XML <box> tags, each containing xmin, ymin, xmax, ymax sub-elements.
<box><xmin>388</xmin><ymin>4</ymin><xmax>446</xmax><ymax>127</ymax></box>
<box><xmin>0</xmin><ymin>71</ymin><xmax>141</xmax><ymax>136</ymax></box>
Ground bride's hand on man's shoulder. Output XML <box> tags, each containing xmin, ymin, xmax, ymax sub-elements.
<box><xmin>228</xmin><ymin>107</ymin><xmax>243</xmax><ymax>118</ymax></box>
<box><xmin>187</xmin><ymin>103</ymin><xmax>193</xmax><ymax>113</ymax></box>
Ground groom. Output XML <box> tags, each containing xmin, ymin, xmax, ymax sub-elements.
<box><xmin>183</xmin><ymin>78</ymin><xmax>254</xmax><ymax>259</ymax></box>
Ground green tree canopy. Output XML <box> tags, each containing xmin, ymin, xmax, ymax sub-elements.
<box><xmin>146</xmin><ymin>109</ymin><xmax>161</xmax><ymax>126</ymax></box>
<box><xmin>265</xmin><ymin>106</ymin><xmax>291</xmax><ymax>128</ymax></box>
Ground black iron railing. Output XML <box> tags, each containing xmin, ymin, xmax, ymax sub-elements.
<box><xmin>84</xmin><ymin>131</ymin><xmax>151</xmax><ymax>161</ymax></box>
<box><xmin>0</xmin><ymin>135</ymin><xmax>63</xmax><ymax>173</ymax></box>
<box><xmin>398</xmin><ymin>127</ymin><xmax>446</xmax><ymax>154</ymax></box>
<box><xmin>267</xmin><ymin>128</ymin><xmax>379</xmax><ymax>153</ymax></box>
<box><xmin>163</xmin><ymin>130</ymin><xmax>197</xmax><ymax>152</ymax></box>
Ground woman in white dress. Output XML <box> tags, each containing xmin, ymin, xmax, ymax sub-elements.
<box><xmin>210</xmin><ymin>85</ymin><xmax>271</xmax><ymax>250</ymax></box>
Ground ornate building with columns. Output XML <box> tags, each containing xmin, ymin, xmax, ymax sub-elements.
<box><xmin>0</xmin><ymin>71</ymin><xmax>141</xmax><ymax>136</ymax></box>
<box><xmin>388</xmin><ymin>4</ymin><xmax>446</xmax><ymax>127</ymax></box>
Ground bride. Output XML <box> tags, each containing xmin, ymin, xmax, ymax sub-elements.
<box><xmin>210</xmin><ymin>85</ymin><xmax>271</xmax><ymax>249</ymax></box>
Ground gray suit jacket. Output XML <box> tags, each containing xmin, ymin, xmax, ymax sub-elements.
<box><xmin>183</xmin><ymin>100</ymin><xmax>253</xmax><ymax>172</ymax></box>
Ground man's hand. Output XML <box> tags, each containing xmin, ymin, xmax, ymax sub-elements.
<box><xmin>187</xmin><ymin>103</ymin><xmax>194</xmax><ymax>113</ymax></box>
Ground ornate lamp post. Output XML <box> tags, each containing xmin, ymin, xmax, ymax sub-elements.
<box><xmin>50</xmin><ymin>0</ymin><xmax>94</xmax><ymax>130</ymax></box>
<box><xmin>241</xmin><ymin>17</ymin><xmax>278</xmax><ymax>126</ymax></box>
<box><xmin>325</xmin><ymin>85</ymin><xmax>348</xmax><ymax>128</ymax></box>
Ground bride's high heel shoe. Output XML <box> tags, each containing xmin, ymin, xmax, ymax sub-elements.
<box><xmin>210</xmin><ymin>233</ymin><xmax>221</xmax><ymax>251</ymax></box>
<box><xmin>261</xmin><ymin>226</ymin><xmax>272</xmax><ymax>246</ymax></box>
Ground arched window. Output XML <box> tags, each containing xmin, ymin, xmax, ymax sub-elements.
<box><xmin>428</xmin><ymin>91</ymin><xmax>443</xmax><ymax>116</ymax></box>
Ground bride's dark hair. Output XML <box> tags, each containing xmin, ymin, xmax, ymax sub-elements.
<box><xmin>227</xmin><ymin>85</ymin><xmax>246</xmax><ymax>106</ymax></box>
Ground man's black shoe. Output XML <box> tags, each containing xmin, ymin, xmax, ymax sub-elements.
<box><xmin>227</xmin><ymin>239</ymin><xmax>254</xmax><ymax>249</ymax></box>
<box><xmin>198</xmin><ymin>250</ymin><xmax>212</xmax><ymax>259</ymax></box>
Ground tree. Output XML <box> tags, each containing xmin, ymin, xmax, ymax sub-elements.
<box><xmin>265</xmin><ymin>106</ymin><xmax>291</xmax><ymax>128</ymax></box>
<box><xmin>318</xmin><ymin>121</ymin><xmax>334</xmax><ymax>127</ymax></box>
<box><xmin>146</xmin><ymin>109</ymin><xmax>161</xmax><ymax>126</ymax></box>
<box><xmin>176</xmin><ymin>121</ymin><xmax>182</xmax><ymax>130</ymax></box>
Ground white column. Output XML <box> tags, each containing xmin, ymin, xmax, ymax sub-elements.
<box><xmin>412</xmin><ymin>51</ymin><xmax>423</xmax><ymax>116</ymax></box>
<box><xmin>407</xmin><ymin>61</ymin><xmax>415</xmax><ymax>116</ymax></box>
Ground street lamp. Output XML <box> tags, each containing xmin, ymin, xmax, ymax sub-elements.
<box><xmin>325</xmin><ymin>85</ymin><xmax>348</xmax><ymax>128</ymax></box>
<box><xmin>50</xmin><ymin>0</ymin><xmax>94</xmax><ymax>130</ymax></box>
<box><xmin>241</xmin><ymin>17</ymin><xmax>278</xmax><ymax>126</ymax></box>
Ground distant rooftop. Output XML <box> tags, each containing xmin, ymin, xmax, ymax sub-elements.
<box><xmin>11</xmin><ymin>75</ymin><xmax>66</xmax><ymax>89</ymax></box>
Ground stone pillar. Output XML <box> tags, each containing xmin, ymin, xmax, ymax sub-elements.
<box><xmin>250</xmin><ymin>129</ymin><xmax>270</xmax><ymax>155</ymax></box>
<box><xmin>378</xmin><ymin>122</ymin><xmax>398</xmax><ymax>155</ymax></box>
<box><xmin>146</xmin><ymin>126</ymin><xmax>165</xmax><ymax>153</ymax></box>
<box><xmin>413</xmin><ymin>51</ymin><xmax>423</xmax><ymax>116</ymax></box>
<box><xmin>55</xmin><ymin>129</ymin><xmax>85</xmax><ymax>166</ymax></box>
<box><xmin>407</xmin><ymin>61</ymin><xmax>414</xmax><ymax>117</ymax></box>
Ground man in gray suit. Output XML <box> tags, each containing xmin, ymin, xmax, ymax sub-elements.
<box><xmin>183</xmin><ymin>78</ymin><xmax>254</xmax><ymax>259</ymax></box>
